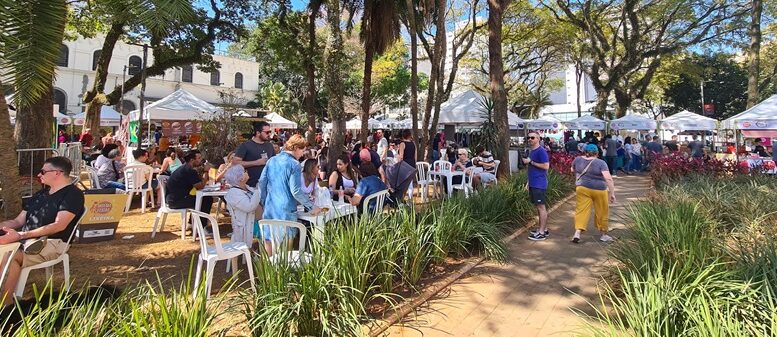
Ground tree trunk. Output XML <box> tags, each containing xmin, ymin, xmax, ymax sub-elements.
<box><xmin>304</xmin><ymin>5</ymin><xmax>320</xmax><ymax>145</ymax></box>
<box><xmin>488</xmin><ymin>0</ymin><xmax>510</xmax><ymax>179</ymax></box>
<box><xmin>84</xmin><ymin>23</ymin><xmax>125</xmax><ymax>131</ymax></box>
<box><xmin>325</xmin><ymin>0</ymin><xmax>347</xmax><ymax>168</ymax></box>
<box><xmin>425</xmin><ymin>0</ymin><xmax>446</xmax><ymax>162</ymax></box>
<box><xmin>594</xmin><ymin>89</ymin><xmax>610</xmax><ymax>120</ymax></box>
<box><xmin>613</xmin><ymin>88</ymin><xmax>630</xmax><ymax>118</ymax></box>
<box><xmin>746</xmin><ymin>0</ymin><xmax>762</xmax><ymax>108</ymax></box>
<box><xmin>575</xmin><ymin>63</ymin><xmax>583</xmax><ymax>118</ymax></box>
<box><xmin>360</xmin><ymin>43</ymin><xmax>375</xmax><ymax>144</ymax></box>
<box><xmin>405</xmin><ymin>0</ymin><xmax>420</xmax><ymax>157</ymax></box>
<box><xmin>0</xmin><ymin>83</ymin><xmax>24</xmax><ymax>217</ymax></box>
<box><xmin>14</xmin><ymin>88</ymin><xmax>54</xmax><ymax>174</ymax></box>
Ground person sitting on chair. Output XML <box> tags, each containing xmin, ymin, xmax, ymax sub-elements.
<box><xmin>0</xmin><ymin>157</ymin><xmax>85</xmax><ymax>306</ymax></box>
<box><xmin>343</xmin><ymin>162</ymin><xmax>388</xmax><ymax>214</ymax></box>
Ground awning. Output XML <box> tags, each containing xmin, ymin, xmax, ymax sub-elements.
<box><xmin>742</xmin><ymin>130</ymin><xmax>777</xmax><ymax>138</ymax></box>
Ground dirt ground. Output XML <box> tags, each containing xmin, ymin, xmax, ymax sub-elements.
<box><xmin>23</xmin><ymin>196</ymin><xmax>241</xmax><ymax>296</ymax></box>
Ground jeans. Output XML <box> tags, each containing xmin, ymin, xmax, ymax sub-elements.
<box><xmin>104</xmin><ymin>181</ymin><xmax>126</xmax><ymax>190</ymax></box>
<box><xmin>605</xmin><ymin>156</ymin><xmax>616</xmax><ymax>175</ymax></box>
<box><xmin>630</xmin><ymin>155</ymin><xmax>642</xmax><ymax>172</ymax></box>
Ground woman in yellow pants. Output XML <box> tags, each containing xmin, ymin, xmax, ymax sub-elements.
<box><xmin>571</xmin><ymin>144</ymin><xmax>616</xmax><ymax>243</ymax></box>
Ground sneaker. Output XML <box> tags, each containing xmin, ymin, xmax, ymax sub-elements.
<box><xmin>528</xmin><ymin>232</ymin><xmax>547</xmax><ymax>241</ymax></box>
<box><xmin>530</xmin><ymin>229</ymin><xmax>550</xmax><ymax>237</ymax></box>
<box><xmin>571</xmin><ymin>237</ymin><xmax>580</xmax><ymax>244</ymax></box>
<box><xmin>600</xmin><ymin>234</ymin><xmax>614</xmax><ymax>242</ymax></box>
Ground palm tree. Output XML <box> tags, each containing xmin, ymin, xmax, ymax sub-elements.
<box><xmin>0</xmin><ymin>0</ymin><xmax>67</xmax><ymax>215</ymax></box>
<box><xmin>359</xmin><ymin>0</ymin><xmax>402</xmax><ymax>144</ymax></box>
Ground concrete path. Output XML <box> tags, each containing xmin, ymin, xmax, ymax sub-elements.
<box><xmin>384</xmin><ymin>175</ymin><xmax>652</xmax><ymax>337</ymax></box>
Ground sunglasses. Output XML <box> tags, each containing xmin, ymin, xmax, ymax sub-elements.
<box><xmin>527</xmin><ymin>136</ymin><xmax>536</xmax><ymax>140</ymax></box>
<box><xmin>39</xmin><ymin>169</ymin><xmax>63</xmax><ymax>175</ymax></box>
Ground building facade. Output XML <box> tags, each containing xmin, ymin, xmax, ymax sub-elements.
<box><xmin>53</xmin><ymin>37</ymin><xmax>260</xmax><ymax>115</ymax></box>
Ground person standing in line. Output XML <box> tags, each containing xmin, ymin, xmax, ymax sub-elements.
<box><xmin>395</xmin><ymin>129</ymin><xmax>416</xmax><ymax>200</ymax></box>
<box><xmin>523</xmin><ymin>132</ymin><xmax>551</xmax><ymax>241</ymax></box>
<box><xmin>376</xmin><ymin>129</ymin><xmax>389</xmax><ymax>161</ymax></box>
<box><xmin>629</xmin><ymin>138</ymin><xmax>642</xmax><ymax>173</ymax></box>
<box><xmin>571</xmin><ymin>144</ymin><xmax>616</xmax><ymax>243</ymax></box>
<box><xmin>687</xmin><ymin>134</ymin><xmax>706</xmax><ymax>159</ymax></box>
<box><xmin>233</xmin><ymin>121</ymin><xmax>275</xmax><ymax>187</ymax></box>
<box><xmin>603</xmin><ymin>135</ymin><xmax>618</xmax><ymax>177</ymax></box>
<box><xmin>665</xmin><ymin>135</ymin><xmax>680</xmax><ymax>153</ymax></box>
<box><xmin>622</xmin><ymin>136</ymin><xmax>633</xmax><ymax>174</ymax></box>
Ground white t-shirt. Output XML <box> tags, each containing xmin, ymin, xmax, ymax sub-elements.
<box><xmin>377</xmin><ymin>137</ymin><xmax>389</xmax><ymax>160</ymax></box>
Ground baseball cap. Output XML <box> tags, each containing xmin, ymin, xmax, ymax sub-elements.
<box><xmin>584</xmin><ymin>144</ymin><xmax>598</xmax><ymax>153</ymax></box>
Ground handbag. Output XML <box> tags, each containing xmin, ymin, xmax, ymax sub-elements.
<box><xmin>575</xmin><ymin>159</ymin><xmax>596</xmax><ymax>185</ymax></box>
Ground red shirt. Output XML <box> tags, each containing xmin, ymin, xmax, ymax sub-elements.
<box><xmin>79</xmin><ymin>133</ymin><xmax>94</xmax><ymax>147</ymax></box>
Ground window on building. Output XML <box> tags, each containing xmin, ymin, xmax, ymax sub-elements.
<box><xmin>234</xmin><ymin>72</ymin><xmax>243</xmax><ymax>89</ymax></box>
<box><xmin>181</xmin><ymin>65</ymin><xmax>193</xmax><ymax>83</ymax></box>
<box><xmin>56</xmin><ymin>44</ymin><xmax>69</xmax><ymax>67</ymax></box>
<box><xmin>210</xmin><ymin>70</ymin><xmax>220</xmax><ymax>86</ymax></box>
<box><xmin>53</xmin><ymin>89</ymin><xmax>67</xmax><ymax>113</ymax></box>
<box><xmin>128</xmin><ymin>55</ymin><xmax>142</xmax><ymax>76</ymax></box>
<box><xmin>92</xmin><ymin>50</ymin><xmax>102</xmax><ymax>71</ymax></box>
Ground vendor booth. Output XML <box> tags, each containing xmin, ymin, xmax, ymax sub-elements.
<box><xmin>127</xmin><ymin>89</ymin><xmax>218</xmax><ymax>144</ymax></box>
<box><xmin>609</xmin><ymin>114</ymin><xmax>658</xmax><ymax>130</ymax></box>
<box><xmin>660</xmin><ymin>110</ymin><xmax>718</xmax><ymax>131</ymax></box>
<box><xmin>563</xmin><ymin>115</ymin><xmax>606</xmax><ymax>130</ymax></box>
<box><xmin>73</xmin><ymin>106</ymin><xmax>123</xmax><ymax>127</ymax></box>
<box><xmin>263</xmin><ymin>112</ymin><xmax>298</xmax><ymax>129</ymax></box>
<box><xmin>722</xmin><ymin>94</ymin><xmax>777</xmax><ymax>168</ymax></box>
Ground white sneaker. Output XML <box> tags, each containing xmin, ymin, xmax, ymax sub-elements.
<box><xmin>612</xmin><ymin>174</ymin><xmax>618</xmax><ymax>177</ymax></box>
<box><xmin>600</xmin><ymin>234</ymin><xmax>614</xmax><ymax>242</ymax></box>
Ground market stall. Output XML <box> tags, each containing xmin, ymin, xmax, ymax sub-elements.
<box><xmin>127</xmin><ymin>89</ymin><xmax>218</xmax><ymax>144</ymax></box>
<box><xmin>609</xmin><ymin>114</ymin><xmax>658</xmax><ymax>131</ymax></box>
<box><xmin>73</xmin><ymin>106</ymin><xmax>123</xmax><ymax>127</ymax></box>
<box><xmin>563</xmin><ymin>115</ymin><xmax>606</xmax><ymax>130</ymax></box>
<box><xmin>722</xmin><ymin>94</ymin><xmax>777</xmax><ymax>161</ymax></box>
<box><xmin>263</xmin><ymin>112</ymin><xmax>298</xmax><ymax>129</ymax></box>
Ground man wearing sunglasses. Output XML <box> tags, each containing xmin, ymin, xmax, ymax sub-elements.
<box><xmin>234</xmin><ymin>121</ymin><xmax>276</xmax><ymax>187</ymax></box>
<box><xmin>0</xmin><ymin>157</ymin><xmax>84</xmax><ymax>306</ymax></box>
<box><xmin>523</xmin><ymin>132</ymin><xmax>550</xmax><ymax>241</ymax></box>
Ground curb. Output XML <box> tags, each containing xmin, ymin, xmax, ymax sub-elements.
<box><xmin>368</xmin><ymin>191</ymin><xmax>576</xmax><ymax>337</ymax></box>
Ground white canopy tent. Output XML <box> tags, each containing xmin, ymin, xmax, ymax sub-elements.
<box><xmin>609</xmin><ymin>114</ymin><xmax>657</xmax><ymax>130</ymax></box>
<box><xmin>525</xmin><ymin>115</ymin><xmax>563</xmax><ymax>130</ymax></box>
<box><xmin>563</xmin><ymin>115</ymin><xmax>606</xmax><ymax>130</ymax></box>
<box><xmin>660</xmin><ymin>110</ymin><xmax>718</xmax><ymax>131</ymax></box>
<box><xmin>73</xmin><ymin>106</ymin><xmax>123</xmax><ymax>127</ymax></box>
<box><xmin>263</xmin><ymin>112</ymin><xmax>298</xmax><ymax>129</ymax></box>
<box><xmin>722</xmin><ymin>94</ymin><xmax>777</xmax><ymax>130</ymax></box>
<box><xmin>439</xmin><ymin>90</ymin><xmax>526</xmax><ymax>128</ymax></box>
<box><xmin>128</xmin><ymin>89</ymin><xmax>219</xmax><ymax>121</ymax></box>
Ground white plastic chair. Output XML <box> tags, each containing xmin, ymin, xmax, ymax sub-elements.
<box><xmin>152</xmin><ymin>175</ymin><xmax>190</xmax><ymax>240</ymax></box>
<box><xmin>0</xmin><ymin>243</ymin><xmax>21</xmax><ymax>289</ymax></box>
<box><xmin>86</xmin><ymin>166</ymin><xmax>101</xmax><ymax>189</ymax></box>
<box><xmin>15</xmin><ymin>213</ymin><xmax>85</xmax><ymax>297</ymax></box>
<box><xmin>415</xmin><ymin>162</ymin><xmax>438</xmax><ymax>202</ymax></box>
<box><xmin>190</xmin><ymin>210</ymin><xmax>255</xmax><ymax>298</ymax></box>
<box><xmin>123</xmin><ymin>164</ymin><xmax>155</xmax><ymax>213</ymax></box>
<box><xmin>362</xmin><ymin>189</ymin><xmax>389</xmax><ymax>216</ymax></box>
<box><xmin>258</xmin><ymin>220</ymin><xmax>311</xmax><ymax>268</ymax></box>
<box><xmin>453</xmin><ymin>168</ymin><xmax>476</xmax><ymax>198</ymax></box>
<box><xmin>432</xmin><ymin>160</ymin><xmax>452</xmax><ymax>172</ymax></box>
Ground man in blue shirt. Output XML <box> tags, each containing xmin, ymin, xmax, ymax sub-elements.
<box><xmin>348</xmin><ymin>162</ymin><xmax>388</xmax><ymax>214</ymax></box>
<box><xmin>522</xmin><ymin>132</ymin><xmax>551</xmax><ymax>241</ymax></box>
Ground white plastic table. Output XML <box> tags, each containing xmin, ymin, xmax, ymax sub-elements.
<box><xmin>297</xmin><ymin>202</ymin><xmax>358</xmax><ymax>242</ymax></box>
<box><xmin>193</xmin><ymin>188</ymin><xmax>228</xmax><ymax>239</ymax></box>
<box><xmin>430</xmin><ymin>170</ymin><xmax>464</xmax><ymax>198</ymax></box>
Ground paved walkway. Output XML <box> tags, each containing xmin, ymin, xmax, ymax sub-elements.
<box><xmin>385</xmin><ymin>175</ymin><xmax>652</xmax><ymax>337</ymax></box>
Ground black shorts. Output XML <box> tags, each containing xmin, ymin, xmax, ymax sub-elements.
<box><xmin>529</xmin><ymin>187</ymin><xmax>547</xmax><ymax>205</ymax></box>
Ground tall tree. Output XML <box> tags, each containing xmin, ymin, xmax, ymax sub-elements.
<box><xmin>0</xmin><ymin>0</ymin><xmax>67</xmax><ymax>216</ymax></box>
<box><xmin>81</xmin><ymin>0</ymin><xmax>251</xmax><ymax>134</ymax></box>
<box><xmin>488</xmin><ymin>0</ymin><xmax>511</xmax><ymax>178</ymax></box>
<box><xmin>359</xmin><ymin>0</ymin><xmax>401</xmax><ymax>143</ymax></box>
<box><xmin>324</xmin><ymin>0</ymin><xmax>348</xmax><ymax>168</ymax></box>
<box><xmin>747</xmin><ymin>0</ymin><xmax>763</xmax><ymax>108</ymax></box>
<box><xmin>402</xmin><ymin>0</ymin><xmax>421</xmax><ymax>156</ymax></box>
<box><xmin>546</xmin><ymin>0</ymin><xmax>746</xmax><ymax>118</ymax></box>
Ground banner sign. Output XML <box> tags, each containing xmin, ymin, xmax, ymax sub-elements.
<box><xmin>737</xmin><ymin>120</ymin><xmax>777</xmax><ymax>130</ymax></box>
<box><xmin>159</xmin><ymin>120</ymin><xmax>203</xmax><ymax>137</ymax></box>
<box><xmin>78</xmin><ymin>194</ymin><xmax>128</xmax><ymax>243</ymax></box>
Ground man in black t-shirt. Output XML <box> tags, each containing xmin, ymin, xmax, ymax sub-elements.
<box><xmin>0</xmin><ymin>157</ymin><xmax>84</xmax><ymax>306</ymax></box>
<box><xmin>166</xmin><ymin>150</ymin><xmax>212</xmax><ymax>214</ymax></box>
<box><xmin>665</xmin><ymin>135</ymin><xmax>679</xmax><ymax>152</ymax></box>
<box><xmin>233</xmin><ymin>121</ymin><xmax>275</xmax><ymax>187</ymax></box>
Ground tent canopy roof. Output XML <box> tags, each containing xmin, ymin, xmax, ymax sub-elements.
<box><xmin>264</xmin><ymin>112</ymin><xmax>298</xmax><ymax>129</ymax></box>
<box><xmin>129</xmin><ymin>89</ymin><xmax>219</xmax><ymax>121</ymax></box>
<box><xmin>722</xmin><ymin>94</ymin><xmax>777</xmax><ymax>130</ymax></box>
<box><xmin>563</xmin><ymin>115</ymin><xmax>606</xmax><ymax>130</ymax></box>
<box><xmin>660</xmin><ymin>110</ymin><xmax>718</xmax><ymax>130</ymax></box>
<box><xmin>439</xmin><ymin>90</ymin><xmax>524</xmax><ymax>127</ymax></box>
<box><xmin>610</xmin><ymin>114</ymin><xmax>657</xmax><ymax>130</ymax></box>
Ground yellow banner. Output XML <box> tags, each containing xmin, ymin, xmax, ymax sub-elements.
<box><xmin>81</xmin><ymin>194</ymin><xmax>128</xmax><ymax>225</ymax></box>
